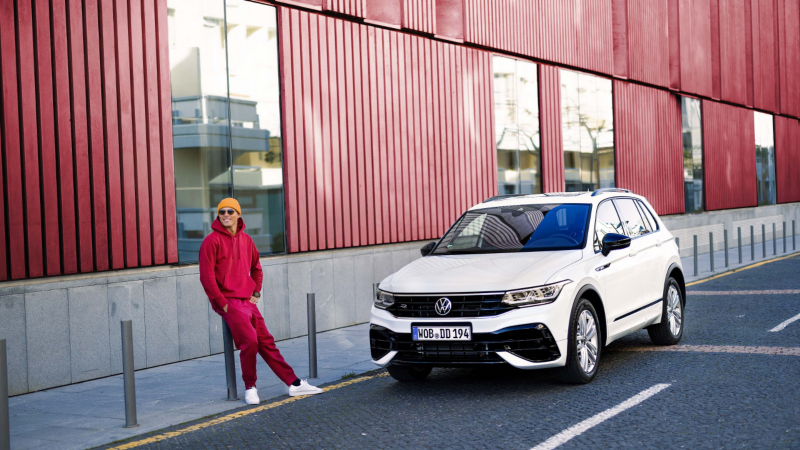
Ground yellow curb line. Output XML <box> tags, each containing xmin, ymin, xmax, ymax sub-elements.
<box><xmin>106</xmin><ymin>372</ymin><xmax>389</xmax><ymax>450</ymax></box>
<box><xmin>686</xmin><ymin>252</ymin><xmax>799</xmax><ymax>287</ymax></box>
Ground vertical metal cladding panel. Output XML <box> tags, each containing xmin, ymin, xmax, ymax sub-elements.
<box><xmin>403</xmin><ymin>0</ymin><xmax>436</xmax><ymax>34</ymax></box>
<box><xmin>751</xmin><ymin>0</ymin><xmax>780</xmax><ymax>113</ymax></box>
<box><xmin>539</xmin><ymin>65</ymin><xmax>565</xmax><ymax>193</ymax></box>
<box><xmin>775</xmin><ymin>116</ymin><xmax>800</xmax><ymax>203</ymax></box>
<box><xmin>0</xmin><ymin>0</ymin><xmax>177</xmax><ymax>280</ymax></box>
<box><xmin>718</xmin><ymin>0</ymin><xmax>748</xmax><ymax>105</ymax></box>
<box><xmin>627</xmin><ymin>0</ymin><xmax>671</xmax><ymax>88</ymax></box>
<box><xmin>577</xmin><ymin>0</ymin><xmax>614</xmax><ymax>75</ymax></box>
<box><xmin>279</xmin><ymin>8</ymin><xmax>495</xmax><ymax>251</ymax></box>
<box><xmin>679</xmin><ymin>0</ymin><xmax>714</xmax><ymax>97</ymax></box>
<box><xmin>702</xmin><ymin>100</ymin><xmax>758</xmax><ymax>211</ymax></box>
<box><xmin>668</xmin><ymin>0</ymin><xmax>681</xmax><ymax>89</ymax></box>
<box><xmin>710</xmin><ymin>0</ymin><xmax>722</xmax><ymax>99</ymax></box>
<box><xmin>365</xmin><ymin>0</ymin><xmax>403</xmax><ymax>28</ymax></box>
<box><xmin>778</xmin><ymin>0</ymin><xmax>800</xmax><ymax>117</ymax></box>
<box><xmin>612</xmin><ymin>0</ymin><xmax>628</xmax><ymax>77</ymax></box>
<box><xmin>435</xmin><ymin>0</ymin><xmax>463</xmax><ymax>41</ymax></box>
<box><xmin>614</xmin><ymin>82</ymin><xmax>684</xmax><ymax>215</ymax></box>
<box><xmin>276</xmin><ymin>0</ymin><xmax>324</xmax><ymax>10</ymax></box>
<box><xmin>324</xmin><ymin>0</ymin><xmax>365</xmax><ymax>17</ymax></box>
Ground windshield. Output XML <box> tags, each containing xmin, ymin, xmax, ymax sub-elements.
<box><xmin>432</xmin><ymin>203</ymin><xmax>592</xmax><ymax>255</ymax></box>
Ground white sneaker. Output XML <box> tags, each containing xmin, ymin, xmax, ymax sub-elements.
<box><xmin>244</xmin><ymin>387</ymin><xmax>260</xmax><ymax>405</ymax></box>
<box><xmin>288</xmin><ymin>379</ymin><xmax>324</xmax><ymax>397</ymax></box>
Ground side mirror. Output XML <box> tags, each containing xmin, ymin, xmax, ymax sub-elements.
<box><xmin>420</xmin><ymin>241</ymin><xmax>437</xmax><ymax>257</ymax></box>
<box><xmin>602</xmin><ymin>233</ymin><xmax>631</xmax><ymax>256</ymax></box>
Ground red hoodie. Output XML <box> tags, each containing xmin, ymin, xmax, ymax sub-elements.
<box><xmin>199</xmin><ymin>217</ymin><xmax>263</xmax><ymax>314</ymax></box>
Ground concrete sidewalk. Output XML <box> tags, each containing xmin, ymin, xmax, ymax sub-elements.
<box><xmin>8</xmin><ymin>323</ymin><xmax>374</xmax><ymax>450</ymax></box>
<box><xmin>682</xmin><ymin>236</ymin><xmax>798</xmax><ymax>284</ymax></box>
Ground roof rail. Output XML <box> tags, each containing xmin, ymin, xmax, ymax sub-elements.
<box><xmin>483</xmin><ymin>194</ymin><xmax>527</xmax><ymax>203</ymax></box>
<box><xmin>591</xmin><ymin>188</ymin><xmax>633</xmax><ymax>197</ymax></box>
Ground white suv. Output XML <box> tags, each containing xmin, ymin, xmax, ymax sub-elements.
<box><xmin>370</xmin><ymin>189</ymin><xmax>685</xmax><ymax>384</ymax></box>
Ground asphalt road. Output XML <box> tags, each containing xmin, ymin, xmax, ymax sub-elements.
<box><xmin>99</xmin><ymin>255</ymin><xmax>800</xmax><ymax>450</ymax></box>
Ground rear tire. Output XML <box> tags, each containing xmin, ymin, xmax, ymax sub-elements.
<box><xmin>558</xmin><ymin>299</ymin><xmax>601</xmax><ymax>384</ymax></box>
<box><xmin>647</xmin><ymin>277</ymin><xmax>684</xmax><ymax>345</ymax></box>
<box><xmin>387</xmin><ymin>365</ymin><xmax>432</xmax><ymax>382</ymax></box>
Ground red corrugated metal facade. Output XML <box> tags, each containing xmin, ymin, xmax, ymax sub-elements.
<box><xmin>278</xmin><ymin>7</ymin><xmax>495</xmax><ymax>253</ymax></box>
<box><xmin>775</xmin><ymin>116</ymin><xmax>800</xmax><ymax>204</ymax></box>
<box><xmin>702</xmin><ymin>101</ymin><xmax>758</xmax><ymax>211</ymax></box>
<box><xmin>614</xmin><ymin>82</ymin><xmax>684</xmax><ymax>215</ymax></box>
<box><xmin>0</xmin><ymin>0</ymin><xmax>177</xmax><ymax>281</ymax></box>
<box><xmin>1</xmin><ymin>0</ymin><xmax>800</xmax><ymax>281</ymax></box>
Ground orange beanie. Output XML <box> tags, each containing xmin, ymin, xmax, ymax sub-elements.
<box><xmin>217</xmin><ymin>198</ymin><xmax>241</xmax><ymax>215</ymax></box>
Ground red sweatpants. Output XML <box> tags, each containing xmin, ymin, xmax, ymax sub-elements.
<box><xmin>222</xmin><ymin>298</ymin><xmax>297</xmax><ymax>389</ymax></box>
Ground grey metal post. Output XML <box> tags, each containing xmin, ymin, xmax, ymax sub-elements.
<box><xmin>784</xmin><ymin>221</ymin><xmax>787</xmax><ymax>253</ymax></box>
<box><xmin>373</xmin><ymin>282</ymin><xmax>380</xmax><ymax>300</ymax></box>
<box><xmin>724</xmin><ymin>229</ymin><xmax>729</xmax><ymax>268</ymax></box>
<box><xmin>762</xmin><ymin>224</ymin><xmax>767</xmax><ymax>258</ymax></box>
<box><xmin>773</xmin><ymin>223</ymin><xmax>777</xmax><ymax>255</ymax></box>
<box><xmin>738</xmin><ymin>227</ymin><xmax>742</xmax><ymax>264</ymax></box>
<box><xmin>751</xmin><ymin>225</ymin><xmax>755</xmax><ymax>260</ymax></box>
<box><xmin>307</xmin><ymin>293</ymin><xmax>317</xmax><ymax>379</ymax></box>
<box><xmin>709</xmin><ymin>232</ymin><xmax>714</xmax><ymax>272</ymax></box>
<box><xmin>693</xmin><ymin>235</ymin><xmax>698</xmax><ymax>276</ymax></box>
<box><xmin>794</xmin><ymin>221</ymin><xmax>797</xmax><ymax>251</ymax></box>
<box><xmin>1</xmin><ymin>340</ymin><xmax>9</xmax><ymax>450</ymax></box>
<box><xmin>222</xmin><ymin>321</ymin><xmax>238</xmax><ymax>401</ymax></box>
<box><xmin>121</xmin><ymin>321</ymin><xmax>139</xmax><ymax>428</ymax></box>
<box><xmin>676</xmin><ymin>237</ymin><xmax>680</xmax><ymax>256</ymax></box>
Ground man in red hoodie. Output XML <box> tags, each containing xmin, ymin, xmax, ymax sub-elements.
<box><xmin>199</xmin><ymin>198</ymin><xmax>323</xmax><ymax>404</ymax></box>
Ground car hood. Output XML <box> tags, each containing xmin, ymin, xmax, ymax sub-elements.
<box><xmin>380</xmin><ymin>250</ymin><xmax>584</xmax><ymax>294</ymax></box>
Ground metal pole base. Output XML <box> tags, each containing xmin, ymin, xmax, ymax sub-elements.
<box><xmin>222</xmin><ymin>320</ymin><xmax>239</xmax><ymax>401</ymax></box>
<box><xmin>124</xmin><ymin>424</ymin><xmax>141</xmax><ymax>429</ymax></box>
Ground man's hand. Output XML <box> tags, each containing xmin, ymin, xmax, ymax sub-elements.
<box><xmin>223</xmin><ymin>304</ymin><xmax>228</xmax><ymax>314</ymax></box>
<box><xmin>250</xmin><ymin>295</ymin><xmax>259</xmax><ymax>304</ymax></box>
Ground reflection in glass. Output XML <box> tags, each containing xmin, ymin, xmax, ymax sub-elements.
<box><xmin>493</xmin><ymin>56</ymin><xmax>540</xmax><ymax>195</ymax></box>
<box><xmin>560</xmin><ymin>70</ymin><xmax>615</xmax><ymax>192</ymax></box>
<box><xmin>169</xmin><ymin>0</ymin><xmax>285</xmax><ymax>263</ymax></box>
<box><xmin>680</xmin><ymin>97</ymin><xmax>703</xmax><ymax>213</ymax></box>
<box><xmin>754</xmin><ymin>112</ymin><xmax>776</xmax><ymax>206</ymax></box>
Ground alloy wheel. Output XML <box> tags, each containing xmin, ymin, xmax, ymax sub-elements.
<box><xmin>575</xmin><ymin>309</ymin><xmax>599</xmax><ymax>374</ymax></box>
<box><xmin>667</xmin><ymin>285</ymin><xmax>683</xmax><ymax>336</ymax></box>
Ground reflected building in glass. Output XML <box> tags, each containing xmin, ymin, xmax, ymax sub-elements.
<box><xmin>560</xmin><ymin>70</ymin><xmax>615</xmax><ymax>192</ymax></box>
<box><xmin>680</xmin><ymin>97</ymin><xmax>703</xmax><ymax>213</ymax></box>
<box><xmin>168</xmin><ymin>0</ymin><xmax>285</xmax><ymax>262</ymax></box>
<box><xmin>754</xmin><ymin>112</ymin><xmax>776</xmax><ymax>206</ymax></box>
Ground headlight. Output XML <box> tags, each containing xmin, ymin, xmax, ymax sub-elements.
<box><xmin>374</xmin><ymin>289</ymin><xmax>395</xmax><ymax>309</ymax></box>
<box><xmin>502</xmin><ymin>280</ymin><xmax>572</xmax><ymax>307</ymax></box>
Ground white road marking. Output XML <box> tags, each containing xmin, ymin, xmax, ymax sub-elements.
<box><xmin>688</xmin><ymin>289</ymin><xmax>800</xmax><ymax>295</ymax></box>
<box><xmin>614</xmin><ymin>345</ymin><xmax>800</xmax><ymax>356</ymax></box>
<box><xmin>769</xmin><ymin>312</ymin><xmax>800</xmax><ymax>332</ymax></box>
<box><xmin>530</xmin><ymin>383</ymin><xmax>671</xmax><ymax>450</ymax></box>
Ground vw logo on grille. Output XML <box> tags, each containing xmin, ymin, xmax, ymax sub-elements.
<box><xmin>435</xmin><ymin>298</ymin><xmax>452</xmax><ymax>316</ymax></box>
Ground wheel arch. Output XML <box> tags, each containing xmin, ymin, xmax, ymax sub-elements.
<box><xmin>573</xmin><ymin>283</ymin><xmax>607</xmax><ymax>348</ymax></box>
<box><xmin>666</xmin><ymin>263</ymin><xmax>686</xmax><ymax>305</ymax></box>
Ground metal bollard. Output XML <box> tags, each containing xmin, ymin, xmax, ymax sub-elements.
<box><xmin>693</xmin><ymin>235</ymin><xmax>698</xmax><ymax>276</ymax></box>
<box><xmin>750</xmin><ymin>226</ymin><xmax>755</xmax><ymax>260</ymax></box>
<box><xmin>709</xmin><ymin>232</ymin><xmax>714</xmax><ymax>272</ymax></box>
<box><xmin>307</xmin><ymin>294</ymin><xmax>318</xmax><ymax>379</ymax></box>
<box><xmin>676</xmin><ymin>237</ymin><xmax>680</xmax><ymax>257</ymax></box>
<box><xmin>738</xmin><ymin>227</ymin><xmax>742</xmax><ymax>264</ymax></box>
<box><xmin>222</xmin><ymin>321</ymin><xmax>238</xmax><ymax>401</ymax></box>
<box><xmin>724</xmin><ymin>230</ymin><xmax>729</xmax><ymax>268</ymax></box>
<box><xmin>784</xmin><ymin>222</ymin><xmax>787</xmax><ymax>253</ymax></box>
<box><xmin>121</xmin><ymin>321</ymin><xmax>139</xmax><ymax>428</ymax></box>
<box><xmin>794</xmin><ymin>220</ymin><xmax>797</xmax><ymax>251</ymax></box>
<box><xmin>773</xmin><ymin>223</ymin><xmax>777</xmax><ymax>255</ymax></box>
<box><xmin>762</xmin><ymin>224</ymin><xmax>767</xmax><ymax>258</ymax></box>
<box><xmin>1</xmin><ymin>340</ymin><xmax>10</xmax><ymax>450</ymax></box>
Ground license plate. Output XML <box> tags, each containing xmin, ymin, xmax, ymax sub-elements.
<box><xmin>412</xmin><ymin>325</ymin><xmax>471</xmax><ymax>341</ymax></box>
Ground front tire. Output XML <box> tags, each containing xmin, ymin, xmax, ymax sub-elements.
<box><xmin>647</xmin><ymin>278</ymin><xmax>684</xmax><ymax>345</ymax></box>
<box><xmin>558</xmin><ymin>299</ymin><xmax>601</xmax><ymax>384</ymax></box>
<box><xmin>387</xmin><ymin>365</ymin><xmax>432</xmax><ymax>382</ymax></box>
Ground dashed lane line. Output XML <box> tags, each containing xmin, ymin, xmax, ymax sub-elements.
<box><xmin>685</xmin><ymin>252</ymin><xmax>799</xmax><ymax>287</ymax></box>
<box><xmin>529</xmin><ymin>383</ymin><xmax>671</xmax><ymax>450</ymax></box>
<box><xmin>769</xmin><ymin>312</ymin><xmax>800</xmax><ymax>332</ymax></box>
<box><xmin>105</xmin><ymin>371</ymin><xmax>389</xmax><ymax>450</ymax></box>
<box><xmin>613</xmin><ymin>344</ymin><xmax>800</xmax><ymax>356</ymax></box>
<box><xmin>688</xmin><ymin>289</ymin><xmax>800</xmax><ymax>295</ymax></box>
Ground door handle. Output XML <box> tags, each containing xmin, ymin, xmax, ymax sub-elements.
<box><xmin>629</xmin><ymin>249</ymin><xmax>638</xmax><ymax>257</ymax></box>
<box><xmin>656</xmin><ymin>239</ymin><xmax>663</xmax><ymax>247</ymax></box>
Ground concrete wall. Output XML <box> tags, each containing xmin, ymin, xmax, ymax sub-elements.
<box><xmin>0</xmin><ymin>241</ymin><xmax>425</xmax><ymax>396</ymax></box>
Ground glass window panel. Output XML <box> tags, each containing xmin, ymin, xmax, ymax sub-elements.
<box><xmin>594</xmin><ymin>200</ymin><xmax>624</xmax><ymax>252</ymax></box>
<box><xmin>680</xmin><ymin>97</ymin><xmax>703</xmax><ymax>213</ymax></box>
<box><xmin>493</xmin><ymin>56</ymin><xmax>540</xmax><ymax>195</ymax></box>
<box><xmin>754</xmin><ymin>112</ymin><xmax>776</xmax><ymax>206</ymax></box>
<box><xmin>169</xmin><ymin>0</ymin><xmax>232</xmax><ymax>263</ymax></box>
<box><xmin>561</xmin><ymin>70</ymin><xmax>615</xmax><ymax>192</ymax></box>
<box><xmin>635</xmin><ymin>200</ymin><xmax>657</xmax><ymax>232</ymax></box>
<box><xmin>614</xmin><ymin>199</ymin><xmax>648</xmax><ymax>238</ymax></box>
<box><xmin>226</xmin><ymin>1</ymin><xmax>286</xmax><ymax>254</ymax></box>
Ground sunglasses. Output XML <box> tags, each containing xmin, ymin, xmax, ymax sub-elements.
<box><xmin>219</xmin><ymin>209</ymin><xmax>237</xmax><ymax>216</ymax></box>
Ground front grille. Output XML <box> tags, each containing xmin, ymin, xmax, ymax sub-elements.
<box><xmin>385</xmin><ymin>294</ymin><xmax>513</xmax><ymax>318</ymax></box>
<box><xmin>370</xmin><ymin>324</ymin><xmax>560</xmax><ymax>364</ymax></box>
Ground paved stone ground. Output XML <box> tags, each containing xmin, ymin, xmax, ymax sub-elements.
<box><xmin>94</xmin><ymin>255</ymin><xmax>800</xmax><ymax>450</ymax></box>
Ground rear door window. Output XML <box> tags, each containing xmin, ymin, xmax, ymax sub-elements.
<box><xmin>614</xmin><ymin>198</ymin><xmax>649</xmax><ymax>238</ymax></box>
<box><xmin>636</xmin><ymin>200</ymin><xmax>659</xmax><ymax>231</ymax></box>
<box><xmin>594</xmin><ymin>201</ymin><xmax>625</xmax><ymax>252</ymax></box>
